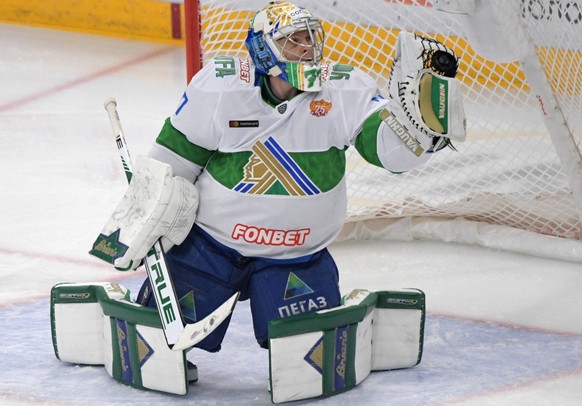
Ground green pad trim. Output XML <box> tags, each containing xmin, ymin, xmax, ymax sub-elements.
<box><xmin>110</xmin><ymin>318</ymin><xmax>144</xmax><ymax>387</ymax></box>
<box><xmin>51</xmin><ymin>283</ymin><xmax>128</xmax><ymax>304</ymax></box>
<box><xmin>376</xmin><ymin>289</ymin><xmax>425</xmax><ymax>310</ymax></box>
<box><xmin>100</xmin><ymin>298</ymin><xmax>162</xmax><ymax>329</ymax></box>
<box><xmin>418</xmin><ymin>71</ymin><xmax>449</xmax><ymax>134</ymax></box>
<box><xmin>51</xmin><ymin>282</ymin><xmax>162</xmax><ymax>328</ymax></box>
<box><xmin>320</xmin><ymin>323</ymin><xmax>359</xmax><ymax>396</ymax></box>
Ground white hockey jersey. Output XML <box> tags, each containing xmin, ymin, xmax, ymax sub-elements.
<box><xmin>150</xmin><ymin>57</ymin><xmax>429</xmax><ymax>260</ymax></box>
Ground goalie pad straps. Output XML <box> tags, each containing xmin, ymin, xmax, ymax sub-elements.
<box><xmin>388</xmin><ymin>31</ymin><xmax>467</xmax><ymax>153</ymax></box>
<box><xmin>50</xmin><ymin>282</ymin><xmax>190</xmax><ymax>395</ymax></box>
<box><xmin>268</xmin><ymin>289</ymin><xmax>425</xmax><ymax>404</ymax></box>
<box><xmin>90</xmin><ymin>155</ymin><xmax>199</xmax><ymax>270</ymax></box>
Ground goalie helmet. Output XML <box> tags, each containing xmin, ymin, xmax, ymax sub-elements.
<box><xmin>245</xmin><ymin>1</ymin><xmax>325</xmax><ymax>92</ymax></box>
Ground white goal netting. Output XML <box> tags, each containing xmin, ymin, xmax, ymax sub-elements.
<box><xmin>192</xmin><ymin>0</ymin><xmax>582</xmax><ymax>261</ymax></box>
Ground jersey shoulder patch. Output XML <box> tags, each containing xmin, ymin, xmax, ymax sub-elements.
<box><xmin>193</xmin><ymin>56</ymin><xmax>257</xmax><ymax>92</ymax></box>
<box><xmin>322</xmin><ymin>62</ymin><xmax>377</xmax><ymax>90</ymax></box>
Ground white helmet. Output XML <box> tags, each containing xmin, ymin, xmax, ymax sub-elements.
<box><xmin>245</xmin><ymin>1</ymin><xmax>325</xmax><ymax>92</ymax></box>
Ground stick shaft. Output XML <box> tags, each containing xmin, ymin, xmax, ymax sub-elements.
<box><xmin>104</xmin><ymin>99</ymin><xmax>133</xmax><ymax>183</ymax></box>
<box><xmin>103</xmin><ymin>98</ymin><xmax>185</xmax><ymax>346</ymax></box>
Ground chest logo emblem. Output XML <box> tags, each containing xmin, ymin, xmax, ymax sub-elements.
<box><xmin>309</xmin><ymin>99</ymin><xmax>332</xmax><ymax>117</ymax></box>
<box><xmin>234</xmin><ymin>137</ymin><xmax>320</xmax><ymax>196</ymax></box>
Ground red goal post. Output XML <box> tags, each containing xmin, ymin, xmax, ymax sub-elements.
<box><xmin>183</xmin><ymin>0</ymin><xmax>582</xmax><ymax>262</ymax></box>
<box><xmin>184</xmin><ymin>0</ymin><xmax>203</xmax><ymax>82</ymax></box>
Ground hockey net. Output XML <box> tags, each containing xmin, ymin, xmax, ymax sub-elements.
<box><xmin>189</xmin><ymin>0</ymin><xmax>582</xmax><ymax>261</ymax></box>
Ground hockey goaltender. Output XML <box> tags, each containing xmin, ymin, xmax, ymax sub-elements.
<box><xmin>51</xmin><ymin>1</ymin><xmax>465</xmax><ymax>403</ymax></box>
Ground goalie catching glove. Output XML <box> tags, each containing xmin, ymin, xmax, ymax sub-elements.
<box><xmin>90</xmin><ymin>156</ymin><xmax>199</xmax><ymax>270</ymax></box>
<box><xmin>387</xmin><ymin>31</ymin><xmax>466</xmax><ymax>154</ymax></box>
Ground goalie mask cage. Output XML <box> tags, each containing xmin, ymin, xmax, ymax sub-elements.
<box><xmin>184</xmin><ymin>0</ymin><xmax>582</xmax><ymax>262</ymax></box>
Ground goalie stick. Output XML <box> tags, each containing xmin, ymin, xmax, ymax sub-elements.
<box><xmin>103</xmin><ymin>98</ymin><xmax>239</xmax><ymax>351</ymax></box>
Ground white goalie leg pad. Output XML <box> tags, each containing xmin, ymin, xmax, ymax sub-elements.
<box><xmin>51</xmin><ymin>282</ymin><xmax>189</xmax><ymax>395</ymax></box>
<box><xmin>51</xmin><ymin>282</ymin><xmax>128</xmax><ymax>364</ymax></box>
<box><xmin>344</xmin><ymin>289</ymin><xmax>425</xmax><ymax>371</ymax></box>
<box><xmin>100</xmin><ymin>299</ymin><xmax>189</xmax><ymax>395</ymax></box>
<box><xmin>90</xmin><ymin>155</ymin><xmax>199</xmax><ymax>270</ymax></box>
<box><xmin>268</xmin><ymin>289</ymin><xmax>425</xmax><ymax>404</ymax></box>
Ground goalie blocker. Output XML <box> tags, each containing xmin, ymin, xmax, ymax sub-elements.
<box><xmin>268</xmin><ymin>288</ymin><xmax>425</xmax><ymax>403</ymax></box>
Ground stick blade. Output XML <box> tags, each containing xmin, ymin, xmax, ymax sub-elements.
<box><xmin>172</xmin><ymin>291</ymin><xmax>240</xmax><ymax>351</ymax></box>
